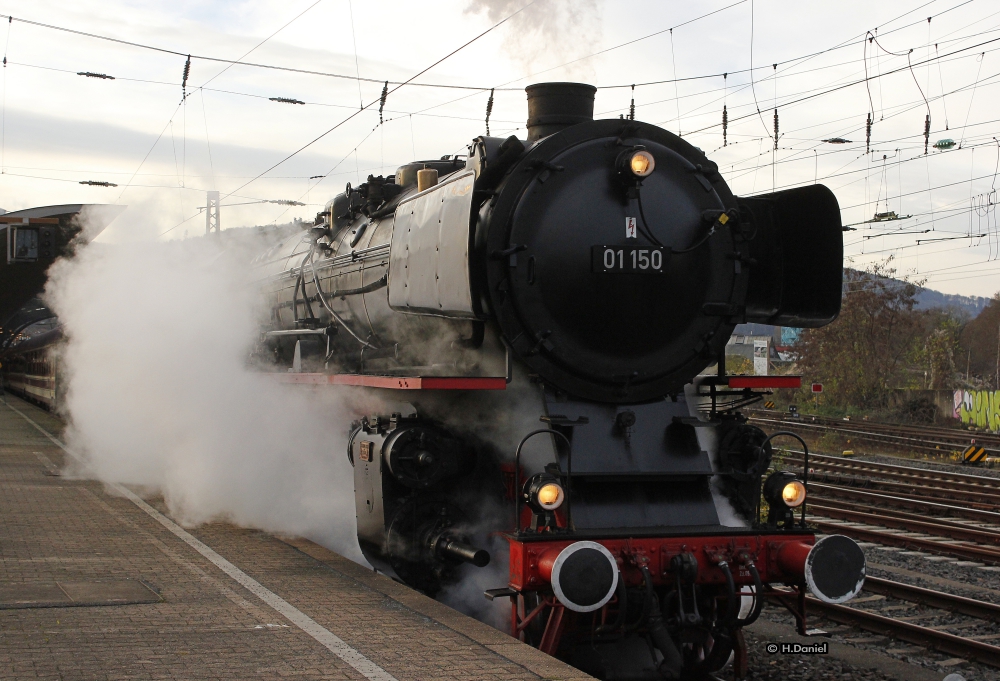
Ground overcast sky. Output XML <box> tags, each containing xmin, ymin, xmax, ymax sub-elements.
<box><xmin>0</xmin><ymin>0</ymin><xmax>998</xmax><ymax>296</ymax></box>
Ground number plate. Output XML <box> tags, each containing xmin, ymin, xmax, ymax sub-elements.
<box><xmin>591</xmin><ymin>245</ymin><xmax>667</xmax><ymax>273</ymax></box>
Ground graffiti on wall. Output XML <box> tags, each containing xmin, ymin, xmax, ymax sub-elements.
<box><xmin>955</xmin><ymin>389</ymin><xmax>1000</xmax><ymax>429</ymax></box>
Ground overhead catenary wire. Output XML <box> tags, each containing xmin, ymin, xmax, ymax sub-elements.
<box><xmin>199</xmin><ymin>0</ymin><xmax>324</xmax><ymax>91</ymax></box>
<box><xmin>721</xmin><ymin>70</ymin><xmax>1000</xmax><ymax>179</ymax></box>
<box><xmin>117</xmin><ymin>2</ymin><xmax>325</xmax><ymax>203</ymax></box>
<box><xmin>5</xmin><ymin>0</ymin><xmax>994</xmax><ymax>279</ymax></box>
<box><xmin>959</xmin><ymin>52</ymin><xmax>986</xmax><ymax>147</ymax></box>
<box><xmin>12</xmin><ymin>0</ymin><xmax>993</xmax><ymax>128</ymax></box>
<box><xmin>0</xmin><ymin>9</ymin><xmax>513</xmax><ymax>93</ymax></box>
<box><xmin>669</xmin><ymin>28</ymin><xmax>680</xmax><ymax>135</ymax></box>
<box><xmin>680</xmin><ymin>34</ymin><xmax>1000</xmax><ymax>138</ymax></box>
<box><xmin>0</xmin><ymin>0</ymin><xmax>977</xmax><ymax>100</ymax></box>
<box><xmin>632</xmin><ymin>25</ymin><xmax>1000</xmax><ymax>134</ymax></box>
<box><xmin>347</xmin><ymin>0</ymin><xmax>363</xmax><ymax>110</ymax></box>
<box><xmin>15</xmin><ymin>18</ymin><xmax>997</xmax><ymax>140</ymax></box>
<box><xmin>160</xmin><ymin>0</ymin><xmax>538</xmax><ymax>238</ymax></box>
<box><xmin>116</xmin><ymin>101</ymin><xmax>183</xmax><ymax>202</ymax></box>
<box><xmin>748</xmin><ymin>0</ymin><xmax>773</xmax><ymax>142</ymax></box>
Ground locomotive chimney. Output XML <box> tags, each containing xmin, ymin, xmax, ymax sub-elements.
<box><xmin>525</xmin><ymin>82</ymin><xmax>597</xmax><ymax>142</ymax></box>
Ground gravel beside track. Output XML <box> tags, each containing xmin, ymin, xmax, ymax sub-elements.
<box><xmin>743</xmin><ymin>627</ymin><xmax>903</xmax><ymax>681</ymax></box>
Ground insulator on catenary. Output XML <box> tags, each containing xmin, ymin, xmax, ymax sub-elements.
<box><xmin>379</xmin><ymin>81</ymin><xmax>388</xmax><ymax>125</ymax></box>
<box><xmin>722</xmin><ymin>72</ymin><xmax>728</xmax><ymax>147</ymax></box>
<box><xmin>77</xmin><ymin>72</ymin><xmax>115</xmax><ymax>80</ymax></box>
<box><xmin>266</xmin><ymin>199</ymin><xmax>306</xmax><ymax>206</ymax></box>
<box><xmin>79</xmin><ymin>180</ymin><xmax>118</xmax><ymax>187</ymax></box>
<box><xmin>629</xmin><ymin>84</ymin><xmax>635</xmax><ymax>121</ymax></box>
<box><xmin>269</xmin><ymin>97</ymin><xmax>305</xmax><ymax>105</ymax></box>
<box><xmin>181</xmin><ymin>55</ymin><xmax>191</xmax><ymax>92</ymax></box>
<box><xmin>485</xmin><ymin>88</ymin><xmax>494</xmax><ymax>136</ymax></box>
<box><xmin>773</xmin><ymin>109</ymin><xmax>779</xmax><ymax>151</ymax></box>
<box><xmin>924</xmin><ymin>114</ymin><xmax>931</xmax><ymax>155</ymax></box>
<box><xmin>866</xmin><ymin>113</ymin><xmax>872</xmax><ymax>154</ymax></box>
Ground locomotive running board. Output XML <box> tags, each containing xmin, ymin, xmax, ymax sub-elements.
<box><xmin>272</xmin><ymin>373</ymin><xmax>507</xmax><ymax>390</ymax></box>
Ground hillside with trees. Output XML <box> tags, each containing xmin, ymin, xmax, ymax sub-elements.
<box><xmin>792</xmin><ymin>259</ymin><xmax>984</xmax><ymax>418</ymax></box>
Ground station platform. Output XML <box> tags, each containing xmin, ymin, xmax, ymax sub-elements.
<box><xmin>0</xmin><ymin>395</ymin><xmax>592</xmax><ymax>680</ymax></box>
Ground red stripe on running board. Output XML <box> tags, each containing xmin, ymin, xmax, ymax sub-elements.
<box><xmin>271</xmin><ymin>373</ymin><xmax>507</xmax><ymax>390</ymax></box>
<box><xmin>726</xmin><ymin>376</ymin><xmax>802</xmax><ymax>389</ymax></box>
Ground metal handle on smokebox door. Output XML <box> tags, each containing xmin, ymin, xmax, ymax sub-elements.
<box><xmin>513</xmin><ymin>429</ymin><xmax>574</xmax><ymax>536</ymax></box>
<box><xmin>754</xmin><ymin>431</ymin><xmax>810</xmax><ymax>527</ymax></box>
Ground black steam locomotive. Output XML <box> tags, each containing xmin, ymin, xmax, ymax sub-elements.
<box><xmin>252</xmin><ymin>83</ymin><xmax>864</xmax><ymax>680</ymax></box>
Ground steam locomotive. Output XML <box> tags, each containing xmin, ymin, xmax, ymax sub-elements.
<box><xmin>251</xmin><ymin>82</ymin><xmax>865</xmax><ymax>680</ymax></box>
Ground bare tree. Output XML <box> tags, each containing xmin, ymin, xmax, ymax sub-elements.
<box><xmin>796</xmin><ymin>259</ymin><xmax>923</xmax><ymax>408</ymax></box>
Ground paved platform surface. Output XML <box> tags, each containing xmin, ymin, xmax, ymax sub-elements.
<box><xmin>0</xmin><ymin>395</ymin><xmax>592</xmax><ymax>680</ymax></box>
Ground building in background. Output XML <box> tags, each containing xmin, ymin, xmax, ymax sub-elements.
<box><xmin>726</xmin><ymin>323</ymin><xmax>799</xmax><ymax>374</ymax></box>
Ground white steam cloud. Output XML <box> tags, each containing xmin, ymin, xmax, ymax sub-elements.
<box><xmin>465</xmin><ymin>0</ymin><xmax>602</xmax><ymax>78</ymax></box>
<box><xmin>44</xmin><ymin>234</ymin><xmax>367</xmax><ymax>562</ymax></box>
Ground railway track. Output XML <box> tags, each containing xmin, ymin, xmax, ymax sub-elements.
<box><xmin>806</xmin><ymin>471</ymin><xmax>1000</xmax><ymax>506</ymax></box>
<box><xmin>808</xmin><ymin>590</ymin><xmax>1000</xmax><ymax>667</ymax></box>
<box><xmin>742</xmin><ymin>414</ymin><xmax>1000</xmax><ymax>666</ymax></box>
<box><xmin>762</xmin><ymin>448</ymin><xmax>1000</xmax><ymax>668</ymax></box>
<box><xmin>788</xmin><ymin>451</ymin><xmax>1000</xmax><ymax>487</ymax></box>
<box><xmin>809</xmin><ymin>482</ymin><xmax>1000</xmax><ymax>524</ymax></box>
<box><xmin>753</xmin><ymin>409</ymin><xmax>1000</xmax><ymax>446</ymax></box>
<box><xmin>788</xmin><ymin>451</ymin><xmax>1000</xmax><ymax>564</ymax></box>
<box><xmin>794</xmin><ymin>574</ymin><xmax>1000</xmax><ymax>667</ymax></box>
<box><xmin>750</xmin><ymin>412</ymin><xmax>1000</xmax><ymax>457</ymax></box>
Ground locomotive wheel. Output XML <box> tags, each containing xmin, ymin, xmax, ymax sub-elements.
<box><xmin>677</xmin><ymin>627</ymin><xmax>735</xmax><ymax>680</ymax></box>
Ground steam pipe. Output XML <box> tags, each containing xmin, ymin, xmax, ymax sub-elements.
<box><xmin>594</xmin><ymin>578</ymin><xmax>627</xmax><ymax>635</ymax></box>
<box><xmin>307</xmin><ymin>247</ymin><xmax>375</xmax><ymax>349</ymax></box>
<box><xmin>736</xmin><ymin>562</ymin><xmax>765</xmax><ymax>627</ymax></box>
<box><xmin>641</xmin><ymin>566</ymin><xmax>682</xmax><ymax>680</ymax></box>
<box><xmin>717</xmin><ymin>561</ymin><xmax>738</xmax><ymax>627</ymax></box>
<box><xmin>436</xmin><ymin>537</ymin><xmax>490</xmax><ymax>567</ymax></box>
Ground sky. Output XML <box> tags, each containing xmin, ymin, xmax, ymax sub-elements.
<box><xmin>0</xmin><ymin>0</ymin><xmax>998</xmax><ymax>296</ymax></box>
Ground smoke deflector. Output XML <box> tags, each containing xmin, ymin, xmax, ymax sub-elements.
<box><xmin>388</xmin><ymin>170</ymin><xmax>477</xmax><ymax>318</ymax></box>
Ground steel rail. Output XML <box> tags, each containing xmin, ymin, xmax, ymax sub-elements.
<box><xmin>809</xmin><ymin>519</ymin><xmax>1000</xmax><ymax>564</ymax></box>
<box><xmin>808</xmin><ymin>484</ymin><xmax>1000</xmax><ymax>523</ymax></box>
<box><xmin>807</xmin><ymin>482</ymin><xmax>1000</xmax><ymax>525</ymax></box>
<box><xmin>810</xmin><ymin>498</ymin><xmax>1000</xmax><ymax>537</ymax></box>
<box><xmin>808</xmin><ymin>503</ymin><xmax>1000</xmax><ymax>546</ymax></box>
<box><xmin>760</xmin><ymin>414</ymin><xmax>1000</xmax><ymax>449</ymax></box>
<box><xmin>751</xmin><ymin>416</ymin><xmax>1000</xmax><ymax>456</ymax></box>
<box><xmin>785</xmin><ymin>452</ymin><xmax>1000</xmax><ymax>489</ymax></box>
<box><xmin>862</xmin><ymin>576</ymin><xmax>1000</xmax><ymax>622</ymax></box>
<box><xmin>807</xmin><ymin>597</ymin><xmax>1000</xmax><ymax>668</ymax></box>
<box><xmin>805</xmin><ymin>472</ymin><xmax>1000</xmax><ymax>508</ymax></box>
<box><xmin>753</xmin><ymin>411</ymin><xmax>1000</xmax><ymax>448</ymax></box>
